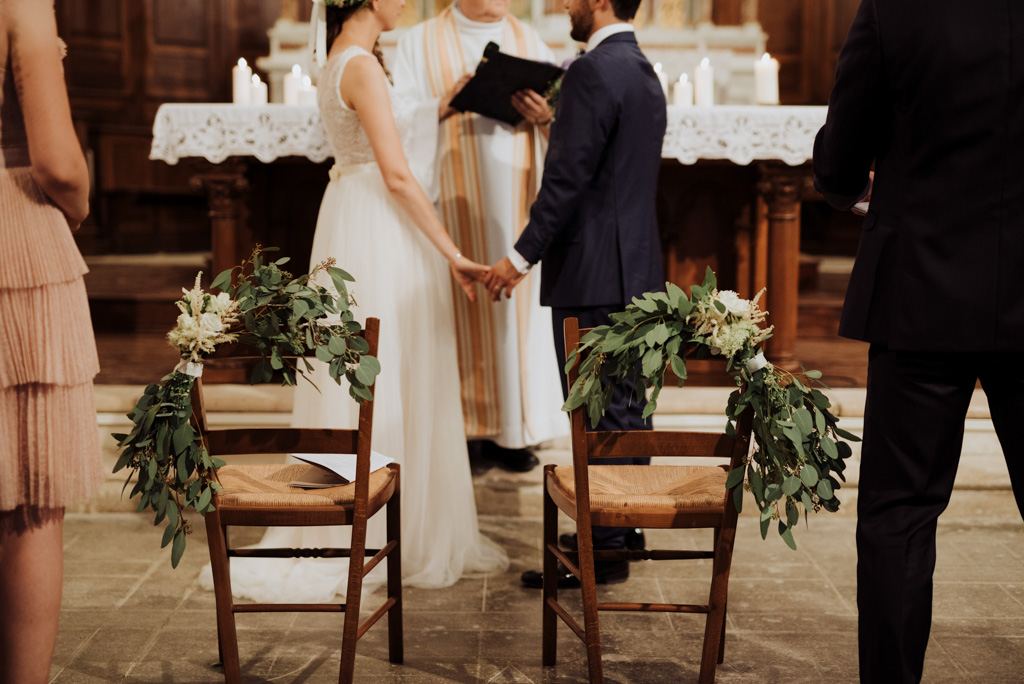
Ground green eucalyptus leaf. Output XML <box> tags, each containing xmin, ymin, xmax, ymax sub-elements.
<box><xmin>171</xmin><ymin>529</ymin><xmax>186</xmax><ymax>568</ymax></box>
<box><xmin>725</xmin><ymin>467</ymin><xmax>745</xmax><ymax>490</ymax></box>
<box><xmin>781</xmin><ymin>475</ymin><xmax>802</xmax><ymax>496</ymax></box>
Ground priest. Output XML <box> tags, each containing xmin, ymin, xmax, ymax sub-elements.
<box><xmin>393</xmin><ymin>0</ymin><xmax>567</xmax><ymax>471</ymax></box>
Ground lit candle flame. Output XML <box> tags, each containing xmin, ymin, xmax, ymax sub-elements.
<box><xmin>761</xmin><ymin>52</ymin><xmax>772</xmax><ymax>63</ymax></box>
<box><xmin>237</xmin><ymin>57</ymin><xmax>247</xmax><ymax>68</ymax></box>
<box><xmin>251</xmin><ymin>74</ymin><xmax>260</xmax><ymax>85</ymax></box>
<box><xmin>292</xmin><ymin>64</ymin><xmax>302</xmax><ymax>76</ymax></box>
<box><xmin>701</xmin><ymin>57</ymin><xmax>710</xmax><ymax>68</ymax></box>
<box><xmin>654</xmin><ymin>62</ymin><xmax>663</xmax><ymax>73</ymax></box>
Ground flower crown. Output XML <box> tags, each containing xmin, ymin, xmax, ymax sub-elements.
<box><xmin>323</xmin><ymin>0</ymin><xmax>372</xmax><ymax>9</ymax></box>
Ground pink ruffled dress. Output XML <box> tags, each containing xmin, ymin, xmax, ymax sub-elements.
<box><xmin>0</xmin><ymin>59</ymin><xmax>103</xmax><ymax>512</ymax></box>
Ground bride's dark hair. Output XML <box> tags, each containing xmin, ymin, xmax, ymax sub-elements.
<box><xmin>325</xmin><ymin>5</ymin><xmax>393</xmax><ymax>84</ymax></box>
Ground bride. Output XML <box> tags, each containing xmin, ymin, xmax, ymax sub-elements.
<box><xmin>204</xmin><ymin>0</ymin><xmax>509</xmax><ymax>602</ymax></box>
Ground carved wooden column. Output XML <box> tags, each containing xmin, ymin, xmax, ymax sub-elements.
<box><xmin>189</xmin><ymin>158</ymin><xmax>250</xmax><ymax>280</ymax></box>
<box><xmin>756</xmin><ymin>162</ymin><xmax>805</xmax><ymax>370</ymax></box>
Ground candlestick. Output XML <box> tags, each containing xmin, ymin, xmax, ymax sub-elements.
<box><xmin>232</xmin><ymin>57</ymin><xmax>252</xmax><ymax>105</ymax></box>
<box><xmin>694</xmin><ymin>57</ymin><xmax>714</xmax><ymax>106</ymax></box>
<box><xmin>673</xmin><ymin>73</ymin><xmax>694</xmax><ymax>107</ymax></box>
<box><xmin>283</xmin><ymin>64</ymin><xmax>303</xmax><ymax>106</ymax></box>
<box><xmin>653</xmin><ymin>62</ymin><xmax>669</xmax><ymax>101</ymax></box>
<box><xmin>297</xmin><ymin>75</ymin><xmax>318</xmax><ymax>106</ymax></box>
<box><xmin>250</xmin><ymin>73</ymin><xmax>268</xmax><ymax>105</ymax></box>
<box><xmin>754</xmin><ymin>52</ymin><xmax>780</xmax><ymax>105</ymax></box>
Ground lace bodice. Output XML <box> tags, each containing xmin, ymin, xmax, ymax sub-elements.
<box><xmin>318</xmin><ymin>46</ymin><xmax>427</xmax><ymax>168</ymax></box>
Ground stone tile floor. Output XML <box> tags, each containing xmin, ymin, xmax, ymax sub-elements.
<box><xmin>52</xmin><ymin>476</ymin><xmax>1024</xmax><ymax>683</ymax></box>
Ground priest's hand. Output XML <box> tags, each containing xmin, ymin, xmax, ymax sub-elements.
<box><xmin>451</xmin><ymin>254</ymin><xmax>488</xmax><ymax>303</ymax></box>
<box><xmin>485</xmin><ymin>257</ymin><xmax>525</xmax><ymax>301</ymax></box>
<box><xmin>440</xmin><ymin>74</ymin><xmax>473</xmax><ymax>122</ymax></box>
<box><xmin>511</xmin><ymin>89</ymin><xmax>553</xmax><ymax>129</ymax></box>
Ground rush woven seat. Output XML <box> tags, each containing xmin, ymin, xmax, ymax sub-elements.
<box><xmin>547</xmin><ymin>464</ymin><xmax>730</xmax><ymax>526</ymax></box>
<box><xmin>212</xmin><ymin>463</ymin><xmax>397</xmax><ymax>510</ymax></box>
<box><xmin>193</xmin><ymin>318</ymin><xmax>402</xmax><ymax>684</ymax></box>
<box><xmin>541</xmin><ymin>318</ymin><xmax>753</xmax><ymax>684</ymax></box>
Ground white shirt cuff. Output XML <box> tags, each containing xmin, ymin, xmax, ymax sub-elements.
<box><xmin>508</xmin><ymin>249</ymin><xmax>532</xmax><ymax>275</ymax></box>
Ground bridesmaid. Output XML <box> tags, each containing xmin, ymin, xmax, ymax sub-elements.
<box><xmin>0</xmin><ymin>1</ymin><xmax>104</xmax><ymax>682</ymax></box>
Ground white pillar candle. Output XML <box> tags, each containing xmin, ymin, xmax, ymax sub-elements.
<box><xmin>297</xmin><ymin>75</ymin><xmax>318</xmax><ymax>106</ymax></box>
<box><xmin>232</xmin><ymin>57</ymin><xmax>252</xmax><ymax>105</ymax></box>
<box><xmin>283</xmin><ymin>64</ymin><xmax>303</xmax><ymax>106</ymax></box>
<box><xmin>673</xmin><ymin>73</ymin><xmax>694</xmax><ymax>107</ymax></box>
<box><xmin>694</xmin><ymin>57</ymin><xmax>714</xmax><ymax>106</ymax></box>
<box><xmin>653</xmin><ymin>62</ymin><xmax>669</xmax><ymax>101</ymax></box>
<box><xmin>754</xmin><ymin>52</ymin><xmax>780</xmax><ymax>105</ymax></box>
<box><xmin>250</xmin><ymin>73</ymin><xmax>268</xmax><ymax>105</ymax></box>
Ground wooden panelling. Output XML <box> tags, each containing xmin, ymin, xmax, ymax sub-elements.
<box><xmin>237</xmin><ymin>0</ymin><xmax>284</xmax><ymax>52</ymax></box>
<box><xmin>69</xmin><ymin>0</ymin><xmax>122</xmax><ymax>39</ymax></box>
<box><xmin>65</xmin><ymin>47</ymin><xmax>126</xmax><ymax>92</ymax></box>
<box><xmin>153</xmin><ymin>0</ymin><xmax>209</xmax><ymax>47</ymax></box>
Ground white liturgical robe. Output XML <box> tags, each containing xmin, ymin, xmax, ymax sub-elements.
<box><xmin>393</xmin><ymin>3</ymin><xmax>567</xmax><ymax>449</ymax></box>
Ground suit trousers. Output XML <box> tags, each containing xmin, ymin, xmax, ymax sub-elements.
<box><xmin>552</xmin><ymin>305</ymin><xmax>652</xmax><ymax>550</ymax></box>
<box><xmin>857</xmin><ymin>345</ymin><xmax>1024</xmax><ymax>683</ymax></box>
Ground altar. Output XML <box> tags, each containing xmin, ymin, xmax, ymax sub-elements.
<box><xmin>150</xmin><ymin>103</ymin><xmax>826</xmax><ymax>368</ymax></box>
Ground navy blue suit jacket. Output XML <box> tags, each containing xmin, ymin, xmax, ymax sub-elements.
<box><xmin>514</xmin><ymin>32</ymin><xmax>666</xmax><ymax>308</ymax></box>
<box><xmin>814</xmin><ymin>0</ymin><xmax>1024</xmax><ymax>351</ymax></box>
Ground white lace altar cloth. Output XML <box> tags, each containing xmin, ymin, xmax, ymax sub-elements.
<box><xmin>664</xmin><ymin>105</ymin><xmax>827</xmax><ymax>166</ymax></box>
<box><xmin>149</xmin><ymin>104</ymin><xmax>330</xmax><ymax>165</ymax></box>
<box><xmin>150</xmin><ymin>103</ymin><xmax>827</xmax><ymax>167</ymax></box>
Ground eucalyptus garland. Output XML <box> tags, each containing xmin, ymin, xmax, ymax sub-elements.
<box><xmin>112</xmin><ymin>248</ymin><xmax>379</xmax><ymax>567</ymax></box>
<box><xmin>563</xmin><ymin>268</ymin><xmax>859</xmax><ymax>549</ymax></box>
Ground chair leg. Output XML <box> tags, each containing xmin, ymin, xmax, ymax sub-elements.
<box><xmin>714</xmin><ymin>528</ymin><xmax>726</xmax><ymax>664</ymax></box>
<box><xmin>386</xmin><ymin>474</ymin><xmax>403</xmax><ymax>664</ymax></box>
<box><xmin>699</xmin><ymin>526</ymin><xmax>737</xmax><ymax>684</ymax></box>
<box><xmin>576</xmin><ymin>520</ymin><xmax>603</xmax><ymax>683</ymax></box>
<box><xmin>205</xmin><ymin>511</ymin><xmax>241</xmax><ymax>684</ymax></box>
<box><xmin>339</xmin><ymin>518</ymin><xmax>367</xmax><ymax>684</ymax></box>
<box><xmin>541</xmin><ymin>467</ymin><xmax>558</xmax><ymax>667</ymax></box>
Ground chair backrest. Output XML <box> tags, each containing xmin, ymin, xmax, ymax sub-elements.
<box><xmin>190</xmin><ymin>317</ymin><xmax>380</xmax><ymax>505</ymax></box>
<box><xmin>563</xmin><ymin>316</ymin><xmax>752</xmax><ymax>473</ymax></box>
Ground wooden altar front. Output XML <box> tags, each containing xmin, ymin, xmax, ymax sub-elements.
<box><xmin>152</xmin><ymin>103</ymin><xmax>826</xmax><ymax>370</ymax></box>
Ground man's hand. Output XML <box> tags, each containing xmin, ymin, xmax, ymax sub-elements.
<box><xmin>511</xmin><ymin>89</ymin><xmax>553</xmax><ymax>127</ymax></box>
<box><xmin>439</xmin><ymin>74</ymin><xmax>473</xmax><ymax>122</ymax></box>
<box><xmin>484</xmin><ymin>257</ymin><xmax>525</xmax><ymax>301</ymax></box>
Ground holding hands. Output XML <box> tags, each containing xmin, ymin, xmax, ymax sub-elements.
<box><xmin>484</xmin><ymin>257</ymin><xmax>525</xmax><ymax>302</ymax></box>
<box><xmin>450</xmin><ymin>254</ymin><xmax>490</xmax><ymax>303</ymax></box>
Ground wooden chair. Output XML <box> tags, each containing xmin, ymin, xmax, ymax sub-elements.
<box><xmin>542</xmin><ymin>317</ymin><xmax>754</xmax><ymax>683</ymax></box>
<box><xmin>191</xmin><ymin>318</ymin><xmax>402</xmax><ymax>684</ymax></box>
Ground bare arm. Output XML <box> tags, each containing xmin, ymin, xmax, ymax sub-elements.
<box><xmin>342</xmin><ymin>56</ymin><xmax>485</xmax><ymax>300</ymax></box>
<box><xmin>7</xmin><ymin>0</ymin><xmax>89</xmax><ymax>228</ymax></box>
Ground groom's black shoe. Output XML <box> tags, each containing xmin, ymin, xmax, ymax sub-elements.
<box><xmin>483</xmin><ymin>441</ymin><xmax>539</xmax><ymax>473</ymax></box>
<box><xmin>558</xmin><ymin>529</ymin><xmax>646</xmax><ymax>553</ymax></box>
<box><xmin>521</xmin><ymin>560</ymin><xmax>629</xmax><ymax>589</ymax></box>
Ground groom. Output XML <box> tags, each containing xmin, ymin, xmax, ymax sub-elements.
<box><xmin>485</xmin><ymin>0</ymin><xmax>666</xmax><ymax>587</ymax></box>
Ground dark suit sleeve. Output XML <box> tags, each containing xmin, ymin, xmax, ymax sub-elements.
<box><xmin>813</xmin><ymin>0</ymin><xmax>883</xmax><ymax>211</ymax></box>
<box><xmin>514</xmin><ymin>57</ymin><xmax>616</xmax><ymax>264</ymax></box>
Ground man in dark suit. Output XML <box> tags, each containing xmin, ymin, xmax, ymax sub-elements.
<box><xmin>814</xmin><ymin>1</ymin><xmax>1024</xmax><ymax>680</ymax></box>
<box><xmin>485</xmin><ymin>0</ymin><xmax>666</xmax><ymax>587</ymax></box>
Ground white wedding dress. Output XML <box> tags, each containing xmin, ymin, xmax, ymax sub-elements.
<box><xmin>199</xmin><ymin>46</ymin><xmax>508</xmax><ymax>602</ymax></box>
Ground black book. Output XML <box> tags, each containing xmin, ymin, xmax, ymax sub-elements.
<box><xmin>449</xmin><ymin>42</ymin><xmax>564</xmax><ymax>126</ymax></box>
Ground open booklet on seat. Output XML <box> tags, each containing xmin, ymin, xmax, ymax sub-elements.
<box><xmin>289</xmin><ymin>451</ymin><xmax>396</xmax><ymax>489</ymax></box>
<box><xmin>449</xmin><ymin>41</ymin><xmax>564</xmax><ymax>126</ymax></box>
